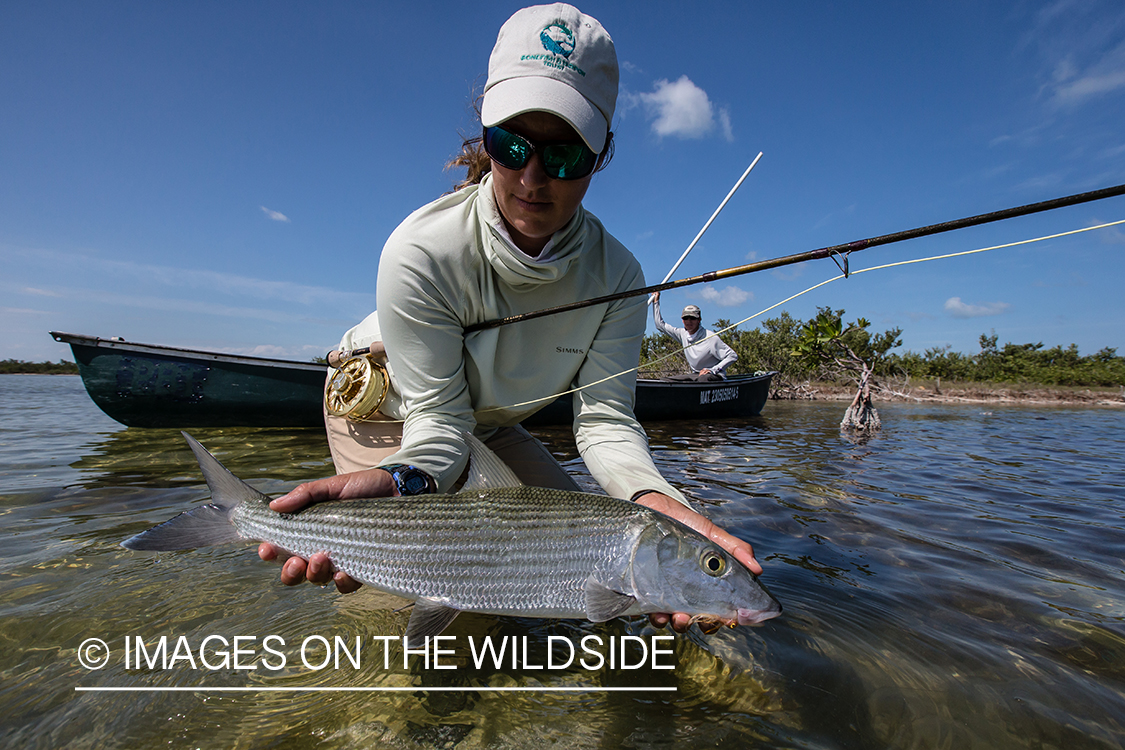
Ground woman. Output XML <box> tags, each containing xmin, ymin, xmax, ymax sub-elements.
<box><xmin>261</xmin><ymin>3</ymin><xmax>761</xmax><ymax>633</ymax></box>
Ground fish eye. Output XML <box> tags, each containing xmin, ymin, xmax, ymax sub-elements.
<box><xmin>699</xmin><ymin>549</ymin><xmax>726</xmax><ymax>577</ymax></box>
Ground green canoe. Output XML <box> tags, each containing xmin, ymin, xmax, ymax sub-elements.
<box><xmin>51</xmin><ymin>332</ymin><xmax>774</xmax><ymax>429</ymax></box>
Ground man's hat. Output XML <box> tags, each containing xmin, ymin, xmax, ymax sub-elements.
<box><xmin>681</xmin><ymin>305</ymin><xmax>701</xmax><ymax>319</ymax></box>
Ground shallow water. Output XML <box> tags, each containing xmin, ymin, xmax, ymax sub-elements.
<box><xmin>2</xmin><ymin>374</ymin><xmax>1123</xmax><ymax>748</ymax></box>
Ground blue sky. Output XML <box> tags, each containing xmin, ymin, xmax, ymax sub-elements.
<box><xmin>3</xmin><ymin>1</ymin><xmax>1125</xmax><ymax>364</ymax></box>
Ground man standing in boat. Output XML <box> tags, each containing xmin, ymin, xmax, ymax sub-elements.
<box><xmin>651</xmin><ymin>292</ymin><xmax>737</xmax><ymax>381</ymax></box>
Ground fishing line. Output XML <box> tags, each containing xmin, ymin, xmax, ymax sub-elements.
<box><xmin>328</xmin><ymin>155</ymin><xmax>765</xmax><ymax>422</ymax></box>
<box><xmin>331</xmin><ymin>183</ymin><xmax>1125</xmax><ymax>422</ymax></box>
<box><xmin>704</xmin><ymin>217</ymin><xmax>1125</xmax><ymax>344</ymax></box>
<box><xmin>476</xmin><ymin>218</ymin><xmax>1124</xmax><ymax>416</ymax></box>
<box><xmin>464</xmin><ymin>181</ymin><xmax>1125</xmax><ymax>333</ymax></box>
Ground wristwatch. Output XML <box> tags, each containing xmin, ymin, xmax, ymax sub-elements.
<box><xmin>379</xmin><ymin>464</ymin><xmax>436</xmax><ymax>496</ymax></box>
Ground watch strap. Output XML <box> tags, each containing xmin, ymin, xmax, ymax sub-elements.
<box><xmin>379</xmin><ymin>463</ymin><xmax>436</xmax><ymax>496</ymax></box>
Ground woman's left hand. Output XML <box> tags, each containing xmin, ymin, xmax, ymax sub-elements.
<box><xmin>633</xmin><ymin>492</ymin><xmax>762</xmax><ymax>632</ymax></box>
<box><xmin>257</xmin><ymin>468</ymin><xmax>396</xmax><ymax>593</ymax></box>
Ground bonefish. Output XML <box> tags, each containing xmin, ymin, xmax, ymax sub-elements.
<box><xmin>123</xmin><ymin>433</ymin><xmax>781</xmax><ymax>644</ymax></box>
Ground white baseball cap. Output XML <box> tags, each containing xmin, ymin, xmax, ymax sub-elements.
<box><xmin>681</xmin><ymin>305</ymin><xmax>702</xmax><ymax>319</ymax></box>
<box><xmin>481</xmin><ymin>4</ymin><xmax>618</xmax><ymax>154</ymax></box>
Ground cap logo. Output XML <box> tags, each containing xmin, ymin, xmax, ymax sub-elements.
<box><xmin>520</xmin><ymin>22</ymin><xmax>586</xmax><ymax>76</ymax></box>
<box><xmin>540</xmin><ymin>23</ymin><xmax>575</xmax><ymax>58</ymax></box>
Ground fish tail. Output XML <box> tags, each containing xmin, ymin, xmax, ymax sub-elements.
<box><xmin>121</xmin><ymin>432</ymin><xmax>267</xmax><ymax>551</ymax></box>
<box><xmin>121</xmin><ymin>503</ymin><xmax>240</xmax><ymax>550</ymax></box>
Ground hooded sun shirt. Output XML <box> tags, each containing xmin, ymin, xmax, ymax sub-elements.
<box><xmin>652</xmin><ymin>295</ymin><xmax>738</xmax><ymax>376</ymax></box>
<box><xmin>359</xmin><ymin>173</ymin><xmax>688</xmax><ymax>506</ymax></box>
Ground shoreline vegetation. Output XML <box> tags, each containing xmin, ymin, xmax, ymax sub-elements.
<box><xmin>793</xmin><ymin>380</ymin><xmax>1124</xmax><ymax>407</ymax></box>
<box><xmin>1</xmin><ymin>359</ymin><xmax>79</xmax><ymax>375</ymax></box>
<box><xmin>5</xmin><ymin>352</ymin><xmax>1122</xmax><ymax>408</ymax></box>
<box><xmin>640</xmin><ymin>307</ymin><xmax>1125</xmax><ymax>409</ymax></box>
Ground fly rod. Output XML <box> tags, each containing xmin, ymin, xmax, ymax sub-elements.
<box><xmin>332</xmin><ymin>154</ymin><xmax>765</xmax><ymax>364</ymax></box>
<box><xmin>654</xmin><ymin>152</ymin><xmax>763</xmax><ymax>290</ymax></box>
<box><xmin>462</xmin><ymin>181</ymin><xmax>1125</xmax><ymax>334</ymax></box>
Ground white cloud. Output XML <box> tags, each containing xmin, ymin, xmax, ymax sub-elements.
<box><xmin>636</xmin><ymin>75</ymin><xmax>733</xmax><ymax>141</ymax></box>
<box><xmin>944</xmin><ymin>297</ymin><xmax>1010</xmax><ymax>319</ymax></box>
<box><xmin>244</xmin><ymin>344</ymin><xmax>296</xmax><ymax>357</ymax></box>
<box><xmin>1026</xmin><ymin>3</ymin><xmax>1125</xmax><ymax>108</ymax></box>
<box><xmin>1102</xmin><ymin>225</ymin><xmax>1125</xmax><ymax>244</ymax></box>
<box><xmin>240</xmin><ymin>343</ymin><xmax>326</xmax><ymax>360</ymax></box>
<box><xmin>1052</xmin><ymin>63</ymin><xmax>1125</xmax><ymax>106</ymax></box>
<box><xmin>700</xmin><ymin>285</ymin><xmax>751</xmax><ymax>307</ymax></box>
<box><xmin>260</xmin><ymin>206</ymin><xmax>291</xmax><ymax>223</ymax></box>
<box><xmin>717</xmin><ymin>108</ymin><xmax>734</xmax><ymax>141</ymax></box>
<box><xmin>2</xmin><ymin>307</ymin><xmax>51</xmax><ymax>315</ymax></box>
<box><xmin>1</xmin><ymin>245</ymin><xmax>374</xmax><ymax>311</ymax></box>
<box><xmin>23</xmin><ymin>287</ymin><xmax>61</xmax><ymax>297</ymax></box>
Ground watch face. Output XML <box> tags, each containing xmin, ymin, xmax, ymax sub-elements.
<box><xmin>382</xmin><ymin>464</ymin><xmax>433</xmax><ymax>496</ymax></box>
<box><xmin>401</xmin><ymin>471</ymin><xmax>430</xmax><ymax>495</ymax></box>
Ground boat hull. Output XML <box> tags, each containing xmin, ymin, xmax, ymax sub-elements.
<box><xmin>51</xmin><ymin>332</ymin><xmax>326</xmax><ymax>428</ymax></box>
<box><xmin>52</xmin><ymin>332</ymin><xmax>775</xmax><ymax>429</ymax></box>
<box><xmin>521</xmin><ymin>372</ymin><xmax>775</xmax><ymax>427</ymax></box>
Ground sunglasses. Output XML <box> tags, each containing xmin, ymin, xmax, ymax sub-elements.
<box><xmin>483</xmin><ymin>126</ymin><xmax>598</xmax><ymax>180</ymax></box>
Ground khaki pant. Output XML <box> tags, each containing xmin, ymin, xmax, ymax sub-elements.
<box><xmin>664</xmin><ymin>371</ymin><xmax>725</xmax><ymax>382</ymax></box>
<box><xmin>324</xmin><ymin>408</ymin><xmax>580</xmax><ymax>492</ymax></box>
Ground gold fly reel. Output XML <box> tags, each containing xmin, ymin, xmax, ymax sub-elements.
<box><xmin>324</xmin><ymin>354</ymin><xmax>389</xmax><ymax>421</ymax></box>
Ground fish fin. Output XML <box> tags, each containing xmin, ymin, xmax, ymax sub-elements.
<box><xmin>121</xmin><ymin>503</ymin><xmax>242</xmax><ymax>550</ymax></box>
<box><xmin>461</xmin><ymin>431</ymin><xmax>523</xmax><ymax>491</ymax></box>
<box><xmin>584</xmin><ymin>578</ymin><xmax>637</xmax><ymax>622</ymax></box>
<box><xmin>121</xmin><ymin>433</ymin><xmax>266</xmax><ymax>551</ymax></box>
<box><xmin>181</xmin><ymin>431</ymin><xmax>272</xmax><ymax>506</ymax></box>
<box><xmin>404</xmin><ymin>598</ymin><xmax>462</xmax><ymax>648</ymax></box>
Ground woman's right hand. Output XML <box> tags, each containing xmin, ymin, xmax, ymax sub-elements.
<box><xmin>257</xmin><ymin>468</ymin><xmax>396</xmax><ymax>593</ymax></box>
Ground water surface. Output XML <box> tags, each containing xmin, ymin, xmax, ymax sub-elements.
<box><xmin>2</xmin><ymin>375</ymin><xmax>1123</xmax><ymax>748</ymax></box>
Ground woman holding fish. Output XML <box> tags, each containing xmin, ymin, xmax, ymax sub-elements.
<box><xmin>260</xmin><ymin>3</ymin><xmax>764</xmax><ymax>633</ymax></box>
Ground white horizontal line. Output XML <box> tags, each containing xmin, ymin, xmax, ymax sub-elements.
<box><xmin>76</xmin><ymin>686</ymin><xmax>677</xmax><ymax>693</ymax></box>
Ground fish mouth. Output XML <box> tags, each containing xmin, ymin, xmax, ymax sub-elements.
<box><xmin>737</xmin><ymin>605</ymin><xmax>782</xmax><ymax>625</ymax></box>
<box><xmin>688</xmin><ymin>615</ymin><xmax>735</xmax><ymax>634</ymax></box>
<box><xmin>689</xmin><ymin>605</ymin><xmax>782</xmax><ymax>633</ymax></box>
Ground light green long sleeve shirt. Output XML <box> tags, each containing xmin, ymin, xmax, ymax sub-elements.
<box><xmin>364</xmin><ymin>173</ymin><xmax>687</xmax><ymax>506</ymax></box>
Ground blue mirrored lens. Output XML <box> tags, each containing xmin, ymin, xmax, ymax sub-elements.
<box><xmin>484</xmin><ymin>128</ymin><xmax>533</xmax><ymax>171</ymax></box>
<box><xmin>541</xmin><ymin>143</ymin><xmax>597</xmax><ymax>179</ymax></box>
<box><xmin>483</xmin><ymin>127</ymin><xmax>597</xmax><ymax>180</ymax></box>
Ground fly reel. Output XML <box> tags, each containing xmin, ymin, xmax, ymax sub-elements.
<box><xmin>324</xmin><ymin>352</ymin><xmax>389</xmax><ymax>421</ymax></box>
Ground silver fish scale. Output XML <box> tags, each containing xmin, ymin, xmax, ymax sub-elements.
<box><xmin>231</xmin><ymin>486</ymin><xmax>651</xmax><ymax>615</ymax></box>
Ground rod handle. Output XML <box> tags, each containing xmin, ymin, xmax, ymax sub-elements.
<box><xmin>327</xmin><ymin>341</ymin><xmax>387</xmax><ymax>368</ymax></box>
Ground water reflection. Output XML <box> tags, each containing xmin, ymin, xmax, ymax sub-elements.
<box><xmin>2</xmin><ymin>378</ymin><xmax>1124</xmax><ymax>747</ymax></box>
<box><xmin>68</xmin><ymin>426</ymin><xmax>334</xmax><ymax>488</ymax></box>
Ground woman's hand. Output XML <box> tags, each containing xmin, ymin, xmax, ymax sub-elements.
<box><xmin>257</xmin><ymin>468</ymin><xmax>396</xmax><ymax>593</ymax></box>
<box><xmin>633</xmin><ymin>491</ymin><xmax>762</xmax><ymax>633</ymax></box>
